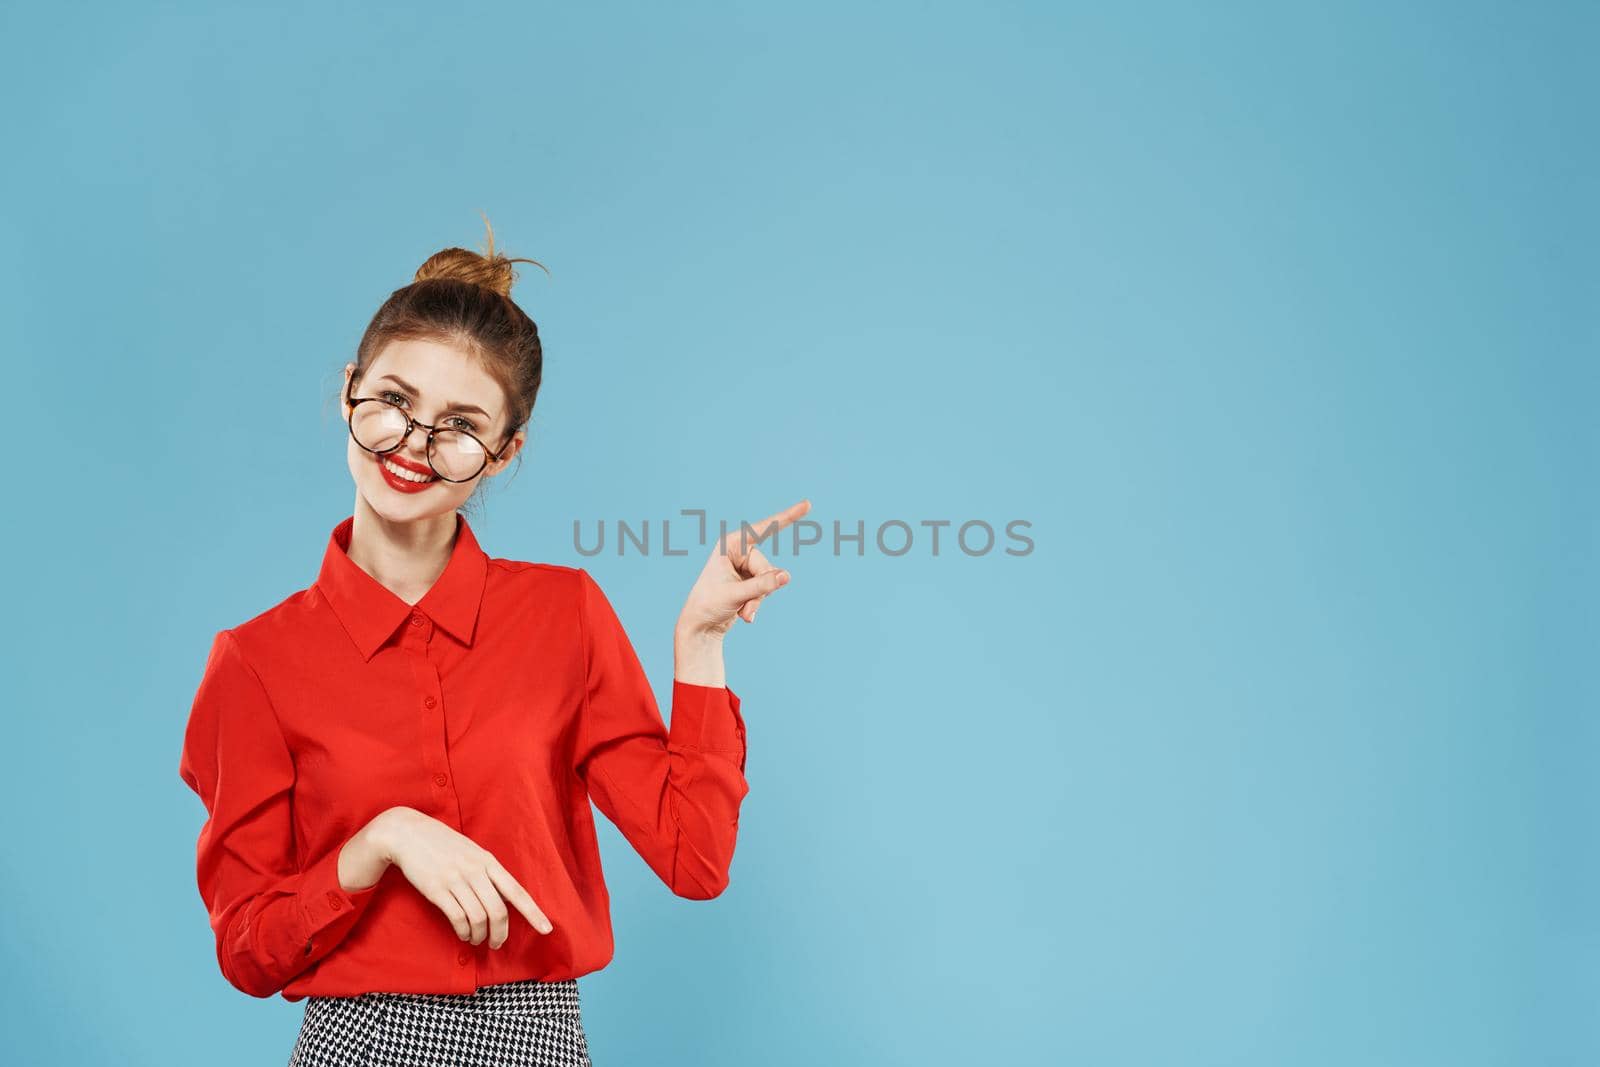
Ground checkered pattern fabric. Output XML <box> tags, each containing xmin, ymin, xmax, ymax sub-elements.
<box><xmin>286</xmin><ymin>977</ymin><xmax>592</xmax><ymax>1066</ymax></box>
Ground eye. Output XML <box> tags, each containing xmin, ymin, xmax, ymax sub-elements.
<box><xmin>379</xmin><ymin>390</ymin><xmax>409</xmax><ymax>407</ymax></box>
<box><xmin>446</xmin><ymin>415</ymin><xmax>481</xmax><ymax>433</ymax></box>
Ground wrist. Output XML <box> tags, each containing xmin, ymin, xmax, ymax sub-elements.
<box><xmin>365</xmin><ymin>806</ymin><xmax>415</xmax><ymax>865</ymax></box>
<box><xmin>674</xmin><ymin>626</ymin><xmax>726</xmax><ymax>687</ymax></box>
<box><xmin>674</xmin><ymin>623</ymin><xmax>725</xmax><ymax>646</ymax></box>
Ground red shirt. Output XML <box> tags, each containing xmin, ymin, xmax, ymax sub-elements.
<box><xmin>177</xmin><ymin>513</ymin><xmax>749</xmax><ymax>1001</ymax></box>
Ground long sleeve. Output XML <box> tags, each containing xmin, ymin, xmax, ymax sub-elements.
<box><xmin>177</xmin><ymin>629</ymin><xmax>380</xmax><ymax>998</ymax></box>
<box><xmin>572</xmin><ymin>568</ymin><xmax>751</xmax><ymax>899</ymax></box>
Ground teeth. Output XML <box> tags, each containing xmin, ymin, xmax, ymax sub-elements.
<box><xmin>382</xmin><ymin>457</ymin><xmax>433</xmax><ymax>483</ymax></box>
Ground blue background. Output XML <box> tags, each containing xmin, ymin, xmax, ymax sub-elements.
<box><xmin>3</xmin><ymin>2</ymin><xmax>1593</xmax><ymax>1064</ymax></box>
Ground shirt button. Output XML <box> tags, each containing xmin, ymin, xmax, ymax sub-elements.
<box><xmin>433</xmin><ymin>773</ymin><xmax>448</xmax><ymax>787</ymax></box>
<box><xmin>410</xmin><ymin>614</ymin><xmax>424</xmax><ymax>627</ymax></box>
<box><xmin>327</xmin><ymin>891</ymin><xmax>343</xmax><ymax>911</ymax></box>
<box><xmin>457</xmin><ymin>948</ymin><xmax>472</xmax><ymax>965</ymax></box>
<box><xmin>424</xmin><ymin>697</ymin><xmax>437</xmax><ymax>708</ymax></box>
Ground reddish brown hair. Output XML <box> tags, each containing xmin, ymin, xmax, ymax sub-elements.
<box><xmin>342</xmin><ymin>215</ymin><xmax>548</xmax><ymax>510</ymax></box>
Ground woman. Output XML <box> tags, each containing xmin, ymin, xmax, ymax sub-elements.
<box><xmin>177</xmin><ymin>222</ymin><xmax>808</xmax><ymax>1066</ymax></box>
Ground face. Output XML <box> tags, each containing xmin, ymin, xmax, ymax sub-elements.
<box><xmin>342</xmin><ymin>338</ymin><xmax>525</xmax><ymax>523</ymax></box>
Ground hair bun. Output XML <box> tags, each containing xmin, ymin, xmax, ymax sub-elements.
<box><xmin>413</xmin><ymin>214</ymin><xmax>548</xmax><ymax>298</ymax></box>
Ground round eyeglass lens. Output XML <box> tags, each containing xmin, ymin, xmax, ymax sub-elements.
<box><xmin>351</xmin><ymin>402</ymin><xmax>409</xmax><ymax>452</ymax></box>
<box><xmin>430</xmin><ymin>431</ymin><xmax>488</xmax><ymax>481</ymax></box>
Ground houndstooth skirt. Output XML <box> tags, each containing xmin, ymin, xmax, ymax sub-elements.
<box><xmin>286</xmin><ymin>977</ymin><xmax>592</xmax><ymax>1067</ymax></box>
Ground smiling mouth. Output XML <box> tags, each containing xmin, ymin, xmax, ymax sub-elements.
<box><xmin>378</xmin><ymin>453</ymin><xmax>438</xmax><ymax>485</ymax></box>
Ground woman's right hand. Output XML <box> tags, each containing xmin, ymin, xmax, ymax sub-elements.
<box><xmin>359</xmin><ymin>806</ymin><xmax>554</xmax><ymax>949</ymax></box>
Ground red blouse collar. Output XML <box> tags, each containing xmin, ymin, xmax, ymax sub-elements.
<box><xmin>314</xmin><ymin>512</ymin><xmax>489</xmax><ymax>660</ymax></box>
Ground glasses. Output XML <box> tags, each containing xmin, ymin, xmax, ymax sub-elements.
<box><xmin>345</xmin><ymin>375</ymin><xmax>513</xmax><ymax>483</ymax></box>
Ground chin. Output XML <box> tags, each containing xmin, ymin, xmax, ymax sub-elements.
<box><xmin>360</xmin><ymin>488</ymin><xmax>463</xmax><ymax>526</ymax></box>
<box><xmin>364</xmin><ymin>491</ymin><xmax>455</xmax><ymax>524</ymax></box>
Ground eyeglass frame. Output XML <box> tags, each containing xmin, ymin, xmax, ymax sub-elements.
<box><xmin>343</xmin><ymin>373</ymin><xmax>516</xmax><ymax>483</ymax></box>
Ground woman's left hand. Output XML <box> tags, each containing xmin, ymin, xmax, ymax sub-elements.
<box><xmin>677</xmin><ymin>499</ymin><xmax>811</xmax><ymax>638</ymax></box>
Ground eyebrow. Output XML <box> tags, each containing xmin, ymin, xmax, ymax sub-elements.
<box><xmin>375</xmin><ymin>374</ymin><xmax>494</xmax><ymax>421</ymax></box>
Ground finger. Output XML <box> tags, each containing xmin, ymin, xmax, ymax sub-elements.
<box><xmin>755</xmin><ymin>498</ymin><xmax>811</xmax><ymax>533</ymax></box>
<box><xmin>449</xmin><ymin>877</ymin><xmax>491</xmax><ymax>945</ymax></box>
<box><xmin>743</xmin><ymin>544</ymin><xmax>776</xmax><ymax>578</ymax></box>
<box><xmin>739</xmin><ymin>587</ymin><xmax>770</xmax><ymax>623</ymax></box>
<box><xmin>721</xmin><ymin>499</ymin><xmax>811</xmax><ymax>566</ymax></box>
<box><xmin>431</xmin><ymin>886</ymin><xmax>472</xmax><ymax>941</ymax></box>
<box><xmin>466</xmin><ymin>867</ymin><xmax>511</xmax><ymax>949</ymax></box>
<box><xmin>486</xmin><ymin>857</ymin><xmax>553</xmax><ymax>935</ymax></box>
<box><xmin>738</xmin><ymin>545</ymin><xmax>779</xmax><ymax>622</ymax></box>
<box><xmin>729</xmin><ymin>567</ymin><xmax>789</xmax><ymax>607</ymax></box>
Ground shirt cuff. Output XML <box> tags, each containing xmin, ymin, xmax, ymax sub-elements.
<box><xmin>296</xmin><ymin>836</ymin><xmax>381</xmax><ymax>956</ymax></box>
<box><xmin>670</xmin><ymin>680</ymin><xmax>747</xmax><ymax>772</ymax></box>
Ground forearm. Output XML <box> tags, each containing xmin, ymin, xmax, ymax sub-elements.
<box><xmin>673</xmin><ymin>626</ymin><xmax>726</xmax><ymax>687</ymax></box>
<box><xmin>212</xmin><ymin>825</ymin><xmax>387</xmax><ymax>998</ymax></box>
<box><xmin>582</xmin><ymin>680</ymin><xmax>750</xmax><ymax>898</ymax></box>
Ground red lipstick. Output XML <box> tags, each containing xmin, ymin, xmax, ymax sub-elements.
<box><xmin>375</xmin><ymin>452</ymin><xmax>438</xmax><ymax>493</ymax></box>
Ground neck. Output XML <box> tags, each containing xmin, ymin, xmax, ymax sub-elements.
<box><xmin>346</xmin><ymin>499</ymin><xmax>459</xmax><ymax>606</ymax></box>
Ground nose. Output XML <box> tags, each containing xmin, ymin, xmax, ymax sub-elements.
<box><xmin>400</xmin><ymin>422</ymin><xmax>432</xmax><ymax>456</ymax></box>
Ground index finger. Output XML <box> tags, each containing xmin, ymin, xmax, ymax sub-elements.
<box><xmin>725</xmin><ymin>498</ymin><xmax>811</xmax><ymax>557</ymax></box>
<box><xmin>485</xmin><ymin>857</ymin><xmax>553</xmax><ymax>934</ymax></box>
